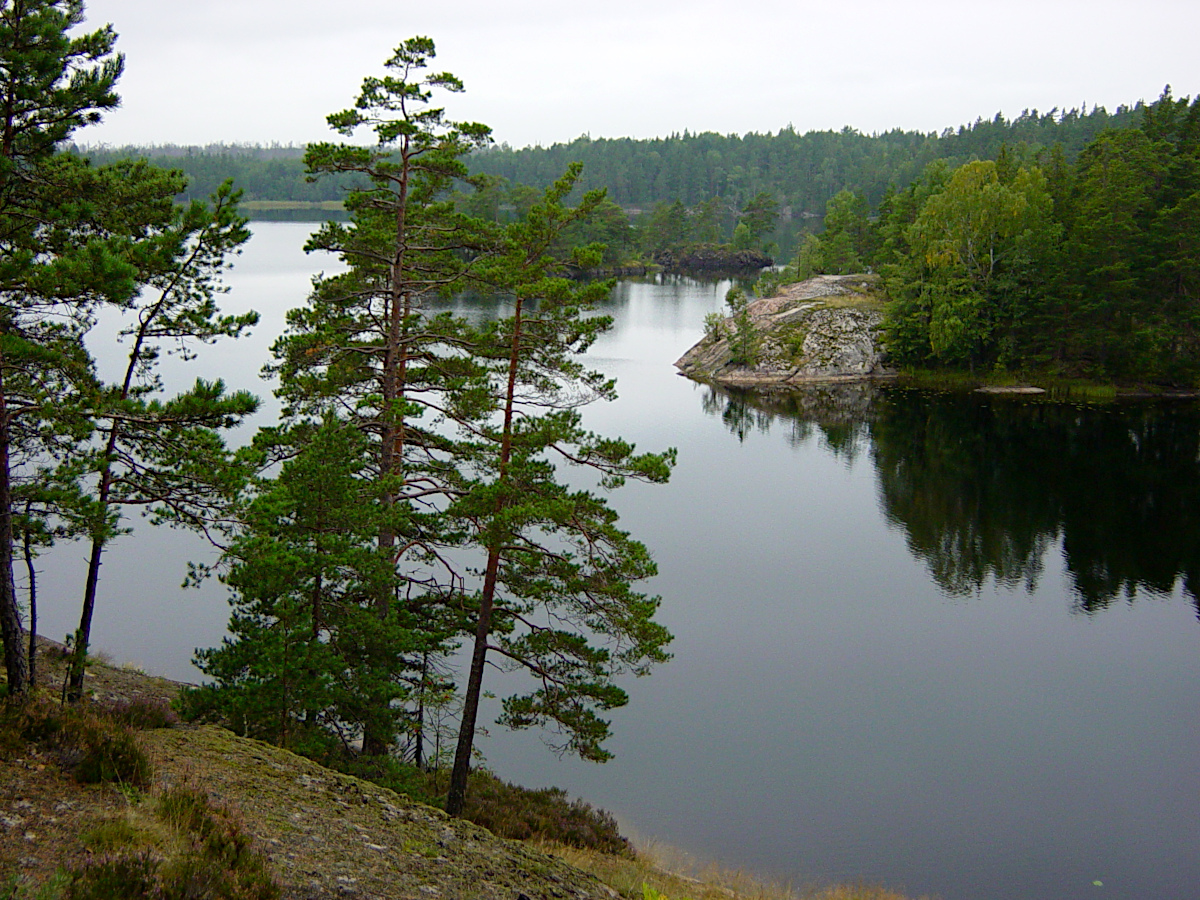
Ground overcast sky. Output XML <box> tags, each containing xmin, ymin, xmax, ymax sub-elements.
<box><xmin>80</xmin><ymin>0</ymin><xmax>1199</xmax><ymax>150</ymax></box>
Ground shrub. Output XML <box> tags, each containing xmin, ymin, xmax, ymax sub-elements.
<box><xmin>323</xmin><ymin>753</ymin><xmax>630</xmax><ymax>855</ymax></box>
<box><xmin>66</xmin><ymin>854</ymin><xmax>157</xmax><ymax>900</ymax></box>
<box><xmin>0</xmin><ymin>697</ymin><xmax>151</xmax><ymax>786</ymax></box>
<box><xmin>71</xmin><ymin>718</ymin><xmax>152</xmax><ymax>787</ymax></box>
<box><xmin>81</xmin><ymin>819</ymin><xmax>153</xmax><ymax>854</ymax></box>
<box><xmin>67</xmin><ymin>789</ymin><xmax>279</xmax><ymax>900</ymax></box>
<box><xmin>155</xmin><ymin>788</ymin><xmax>279</xmax><ymax>900</ymax></box>
<box><xmin>325</xmin><ymin>754</ymin><xmax>440</xmax><ymax>807</ymax></box>
<box><xmin>2</xmin><ymin>871</ymin><xmax>72</xmax><ymax>900</ymax></box>
<box><xmin>462</xmin><ymin>770</ymin><xmax>631</xmax><ymax>857</ymax></box>
<box><xmin>100</xmin><ymin>697</ymin><xmax>179</xmax><ymax>730</ymax></box>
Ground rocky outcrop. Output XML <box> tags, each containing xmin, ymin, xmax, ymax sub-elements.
<box><xmin>675</xmin><ymin>274</ymin><xmax>894</xmax><ymax>386</ymax></box>
<box><xmin>655</xmin><ymin>246</ymin><xmax>772</xmax><ymax>271</ymax></box>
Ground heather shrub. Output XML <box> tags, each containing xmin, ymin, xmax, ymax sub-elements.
<box><xmin>0</xmin><ymin>696</ymin><xmax>151</xmax><ymax>786</ymax></box>
<box><xmin>321</xmin><ymin>753</ymin><xmax>630</xmax><ymax>855</ymax></box>
<box><xmin>461</xmin><ymin>770</ymin><xmax>631</xmax><ymax>856</ymax></box>
<box><xmin>100</xmin><ymin>697</ymin><xmax>179</xmax><ymax>730</ymax></box>
<box><xmin>66</xmin><ymin>854</ymin><xmax>157</xmax><ymax>900</ymax></box>
<box><xmin>71</xmin><ymin>717</ymin><xmax>152</xmax><ymax>787</ymax></box>
<box><xmin>68</xmin><ymin>789</ymin><xmax>278</xmax><ymax>900</ymax></box>
<box><xmin>324</xmin><ymin>754</ymin><xmax>440</xmax><ymax>806</ymax></box>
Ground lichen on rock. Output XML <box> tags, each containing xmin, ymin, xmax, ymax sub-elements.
<box><xmin>676</xmin><ymin>274</ymin><xmax>894</xmax><ymax>387</ymax></box>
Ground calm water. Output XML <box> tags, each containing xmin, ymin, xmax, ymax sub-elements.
<box><xmin>36</xmin><ymin>223</ymin><xmax>1200</xmax><ymax>900</ymax></box>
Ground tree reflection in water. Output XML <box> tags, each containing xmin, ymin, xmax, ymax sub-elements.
<box><xmin>700</xmin><ymin>383</ymin><xmax>1200</xmax><ymax>618</ymax></box>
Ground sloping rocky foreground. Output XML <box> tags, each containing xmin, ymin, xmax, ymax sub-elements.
<box><xmin>0</xmin><ymin>644</ymin><xmax>616</xmax><ymax>900</ymax></box>
<box><xmin>675</xmin><ymin>274</ymin><xmax>893</xmax><ymax>386</ymax></box>
<box><xmin>144</xmin><ymin>727</ymin><xmax>615</xmax><ymax>900</ymax></box>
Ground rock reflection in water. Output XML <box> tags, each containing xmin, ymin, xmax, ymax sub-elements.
<box><xmin>701</xmin><ymin>383</ymin><xmax>1200</xmax><ymax>618</ymax></box>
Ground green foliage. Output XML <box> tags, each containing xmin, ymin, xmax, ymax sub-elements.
<box><xmin>884</xmin><ymin>153</ymin><xmax>1062</xmax><ymax>370</ymax></box>
<box><xmin>71</xmin><ymin>718</ymin><xmax>151</xmax><ymax>786</ymax></box>
<box><xmin>80</xmin><ymin>819</ymin><xmax>151</xmax><ymax>853</ymax></box>
<box><xmin>0</xmin><ymin>0</ymin><xmax>133</xmax><ymax>694</ymax></box>
<box><xmin>0</xmin><ymin>1</ymin><xmax>258</xmax><ymax>701</ymax></box>
<box><xmin>738</xmin><ymin>191</ymin><xmax>779</xmax><ymax>245</ymax></box>
<box><xmin>794</xmin><ymin>232</ymin><xmax>827</xmax><ymax>279</ymax></box>
<box><xmin>323</xmin><ymin>752</ymin><xmax>631</xmax><ymax>855</ymax></box>
<box><xmin>84</xmin><ymin>102</ymin><xmax>1146</xmax><ymax>227</ymax></box>
<box><xmin>724</xmin><ymin>287</ymin><xmax>758</xmax><ymax>367</ymax></box>
<box><xmin>98</xmin><ymin>697</ymin><xmax>179</xmax><ymax>731</ymax></box>
<box><xmin>881</xmin><ymin>89</ymin><xmax>1200</xmax><ymax>382</ymax></box>
<box><xmin>642</xmin><ymin>200</ymin><xmax>689</xmax><ymax>254</ymax></box>
<box><xmin>191</xmin><ymin>417</ymin><xmax>444</xmax><ymax>753</ymax></box>
<box><xmin>703</xmin><ymin>311</ymin><xmax>726</xmax><ymax>340</ymax></box>
<box><xmin>471</xmin><ymin>104</ymin><xmax>1145</xmax><ymax>215</ymax></box>
<box><xmin>821</xmin><ymin>189</ymin><xmax>872</xmax><ymax>273</ymax></box>
<box><xmin>444</xmin><ymin>164</ymin><xmax>675</xmax><ymax>813</ymax></box>
<box><xmin>194</xmin><ymin>41</ymin><xmax>673</xmax><ymax>817</ymax></box>
<box><xmin>643</xmin><ymin>884</ymin><xmax>687</xmax><ymax>900</ymax></box>
<box><xmin>66</xmin><ymin>855</ymin><xmax>158</xmax><ymax>900</ymax></box>
<box><xmin>325</xmin><ymin>753</ymin><xmax>442</xmax><ymax>806</ymax></box>
<box><xmin>2</xmin><ymin>872</ymin><xmax>70</xmax><ymax>900</ymax></box>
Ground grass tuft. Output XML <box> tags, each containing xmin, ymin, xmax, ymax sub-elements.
<box><xmin>539</xmin><ymin>838</ymin><xmax>931</xmax><ymax>900</ymax></box>
<box><xmin>65</xmin><ymin>787</ymin><xmax>279</xmax><ymax>900</ymax></box>
<box><xmin>0</xmin><ymin>696</ymin><xmax>152</xmax><ymax>787</ymax></box>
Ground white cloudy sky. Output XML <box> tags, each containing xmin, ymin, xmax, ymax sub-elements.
<box><xmin>80</xmin><ymin>0</ymin><xmax>1199</xmax><ymax>149</ymax></box>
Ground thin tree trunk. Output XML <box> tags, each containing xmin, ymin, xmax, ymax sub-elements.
<box><xmin>0</xmin><ymin>362</ymin><xmax>28</xmax><ymax>695</ymax></box>
<box><xmin>0</xmin><ymin>15</ymin><xmax>29</xmax><ymax>697</ymax></box>
<box><xmin>446</xmin><ymin>298</ymin><xmax>524</xmax><ymax>817</ymax></box>
<box><xmin>66</xmin><ymin>271</ymin><xmax>178</xmax><ymax>700</ymax></box>
<box><xmin>67</xmin><ymin>517</ymin><xmax>106</xmax><ymax>702</ymax></box>
<box><xmin>22</xmin><ymin>509</ymin><xmax>36</xmax><ymax>687</ymax></box>
<box><xmin>414</xmin><ymin>651</ymin><xmax>428</xmax><ymax>770</ymax></box>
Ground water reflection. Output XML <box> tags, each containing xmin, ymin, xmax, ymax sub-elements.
<box><xmin>699</xmin><ymin>382</ymin><xmax>875</xmax><ymax>458</ymax></box>
<box><xmin>701</xmin><ymin>383</ymin><xmax>1200</xmax><ymax>617</ymax></box>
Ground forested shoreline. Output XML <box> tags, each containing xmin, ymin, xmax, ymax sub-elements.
<box><xmin>772</xmin><ymin>89</ymin><xmax>1199</xmax><ymax>383</ymax></box>
<box><xmin>76</xmin><ymin>99</ymin><xmax>1145</xmax><ymax>264</ymax></box>
<box><xmin>77</xmin><ymin>101</ymin><xmax>1141</xmax><ymax>213</ymax></box>
<box><xmin>4</xmin><ymin>0</ymin><xmax>1200</xmax><ymax>894</ymax></box>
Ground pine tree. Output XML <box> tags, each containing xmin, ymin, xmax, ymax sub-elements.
<box><xmin>190</xmin><ymin>416</ymin><xmax>454</xmax><ymax>754</ymax></box>
<box><xmin>444</xmin><ymin>168</ymin><xmax>674</xmax><ymax>815</ymax></box>
<box><xmin>0</xmin><ymin>0</ymin><xmax>126</xmax><ymax>693</ymax></box>
<box><xmin>65</xmin><ymin>177</ymin><xmax>259</xmax><ymax>701</ymax></box>
<box><xmin>268</xmin><ymin>37</ymin><xmax>492</xmax><ymax>752</ymax></box>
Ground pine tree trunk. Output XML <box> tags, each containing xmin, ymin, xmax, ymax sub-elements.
<box><xmin>67</xmin><ymin>469</ymin><xmax>112</xmax><ymax>703</ymax></box>
<box><xmin>0</xmin><ymin>364</ymin><xmax>29</xmax><ymax>695</ymax></box>
<box><xmin>446</xmin><ymin>298</ymin><xmax>524</xmax><ymax>816</ymax></box>
<box><xmin>23</xmin><ymin>519</ymin><xmax>36</xmax><ymax>687</ymax></box>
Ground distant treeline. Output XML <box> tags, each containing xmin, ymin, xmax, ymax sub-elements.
<box><xmin>74</xmin><ymin>143</ymin><xmax>353</xmax><ymax>204</ymax></box>
<box><xmin>76</xmin><ymin>100</ymin><xmax>1143</xmax><ymax>214</ymax></box>
<box><xmin>469</xmin><ymin>103</ymin><xmax>1142</xmax><ymax>212</ymax></box>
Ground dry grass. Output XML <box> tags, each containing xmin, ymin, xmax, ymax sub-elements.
<box><xmin>537</xmin><ymin>838</ymin><xmax>929</xmax><ymax>900</ymax></box>
<box><xmin>808</xmin><ymin>291</ymin><xmax>886</xmax><ymax>312</ymax></box>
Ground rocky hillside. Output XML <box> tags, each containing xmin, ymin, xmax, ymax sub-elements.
<box><xmin>675</xmin><ymin>275</ymin><xmax>893</xmax><ymax>387</ymax></box>
<box><xmin>1</xmin><ymin>641</ymin><xmax>616</xmax><ymax>900</ymax></box>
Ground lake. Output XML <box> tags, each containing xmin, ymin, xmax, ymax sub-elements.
<box><xmin>35</xmin><ymin>222</ymin><xmax>1200</xmax><ymax>900</ymax></box>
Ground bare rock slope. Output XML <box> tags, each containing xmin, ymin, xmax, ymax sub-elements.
<box><xmin>675</xmin><ymin>274</ymin><xmax>893</xmax><ymax>387</ymax></box>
